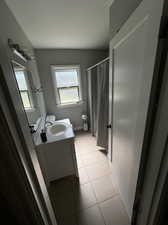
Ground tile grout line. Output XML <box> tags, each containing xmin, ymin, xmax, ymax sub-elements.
<box><xmin>74</xmin><ymin>174</ymin><xmax>120</xmax><ymax>217</ymax></box>
<box><xmin>74</xmin><ymin>133</ymin><xmax>119</xmax><ymax>224</ymax></box>
<box><xmin>77</xmin><ymin>153</ymin><xmax>114</xmax><ymax>183</ymax></box>
<box><xmin>80</xmin><ymin>158</ymin><xmax>109</xmax><ymax>168</ymax></box>
<box><xmin>97</xmin><ymin>194</ymin><xmax>122</xmax><ymax>225</ymax></box>
<box><xmin>98</xmin><ymin>203</ymin><xmax>107</xmax><ymax>225</ymax></box>
<box><xmin>51</xmin><ymin>132</ymin><xmax>125</xmax><ymax>225</ymax></box>
<box><xmin>88</xmin><ymin>175</ymin><xmax>109</xmax><ymax>225</ymax></box>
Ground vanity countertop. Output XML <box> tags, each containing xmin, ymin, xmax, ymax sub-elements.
<box><xmin>35</xmin><ymin>118</ymin><xmax>75</xmax><ymax>146</ymax></box>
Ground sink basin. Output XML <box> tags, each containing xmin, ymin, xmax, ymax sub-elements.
<box><xmin>47</xmin><ymin>122</ymin><xmax>67</xmax><ymax>136</ymax></box>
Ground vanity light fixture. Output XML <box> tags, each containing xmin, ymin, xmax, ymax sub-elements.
<box><xmin>8</xmin><ymin>39</ymin><xmax>31</xmax><ymax>62</ymax></box>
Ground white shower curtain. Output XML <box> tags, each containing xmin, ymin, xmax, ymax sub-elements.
<box><xmin>88</xmin><ymin>67</ymin><xmax>98</xmax><ymax>136</ymax></box>
<box><xmin>88</xmin><ymin>60</ymin><xmax>109</xmax><ymax>149</ymax></box>
<box><xmin>96</xmin><ymin>61</ymin><xmax>109</xmax><ymax>149</ymax></box>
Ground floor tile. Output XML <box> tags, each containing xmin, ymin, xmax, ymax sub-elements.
<box><xmin>91</xmin><ymin>175</ymin><xmax>117</xmax><ymax>203</ymax></box>
<box><xmin>77</xmin><ymin>205</ymin><xmax>105</xmax><ymax>225</ymax></box>
<box><xmin>78</xmin><ymin>168</ymin><xmax>90</xmax><ymax>184</ymax></box>
<box><xmin>85</xmin><ymin>161</ymin><xmax>112</xmax><ymax>181</ymax></box>
<box><xmin>74</xmin><ymin>182</ymin><xmax>97</xmax><ymax>211</ymax></box>
<box><xmin>75</xmin><ymin>145</ymin><xmax>98</xmax><ymax>156</ymax></box>
<box><xmin>75</xmin><ymin>132</ymin><xmax>94</xmax><ymax>140</ymax></box>
<box><xmin>99</xmin><ymin>196</ymin><xmax>130</xmax><ymax>225</ymax></box>
<box><xmin>75</xmin><ymin>134</ymin><xmax>100</xmax><ymax>156</ymax></box>
<box><xmin>82</xmin><ymin>150</ymin><xmax>108</xmax><ymax>166</ymax></box>
<box><xmin>76</xmin><ymin>157</ymin><xmax>84</xmax><ymax>169</ymax></box>
<box><xmin>108</xmin><ymin>172</ymin><xmax>119</xmax><ymax>191</ymax></box>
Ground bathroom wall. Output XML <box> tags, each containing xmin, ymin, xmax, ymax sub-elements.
<box><xmin>35</xmin><ymin>49</ymin><xmax>108</xmax><ymax>129</ymax></box>
<box><xmin>0</xmin><ymin>1</ymin><xmax>46</xmax><ymax>124</ymax></box>
<box><xmin>109</xmin><ymin>0</ymin><xmax>142</xmax><ymax>40</ymax></box>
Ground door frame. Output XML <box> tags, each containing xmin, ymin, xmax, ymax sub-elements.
<box><xmin>0</xmin><ymin>38</ymin><xmax>57</xmax><ymax>225</ymax></box>
<box><xmin>132</xmin><ymin>1</ymin><xmax>168</xmax><ymax>224</ymax></box>
<box><xmin>134</xmin><ymin>35</ymin><xmax>168</xmax><ymax>225</ymax></box>
<box><xmin>132</xmin><ymin>38</ymin><xmax>168</xmax><ymax>225</ymax></box>
<box><xmin>0</xmin><ymin>81</ymin><xmax>45</xmax><ymax>225</ymax></box>
<box><xmin>134</xmin><ymin>42</ymin><xmax>168</xmax><ymax>225</ymax></box>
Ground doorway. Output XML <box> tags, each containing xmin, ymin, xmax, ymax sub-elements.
<box><xmin>0</xmin><ymin>0</ymin><xmax>165</xmax><ymax>225</ymax></box>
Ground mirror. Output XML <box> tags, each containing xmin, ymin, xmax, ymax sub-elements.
<box><xmin>11</xmin><ymin>60</ymin><xmax>43</xmax><ymax>134</ymax></box>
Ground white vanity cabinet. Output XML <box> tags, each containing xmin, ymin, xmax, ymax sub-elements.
<box><xmin>35</xmin><ymin>119</ymin><xmax>78</xmax><ymax>186</ymax></box>
<box><xmin>36</xmin><ymin>138</ymin><xmax>78</xmax><ymax>185</ymax></box>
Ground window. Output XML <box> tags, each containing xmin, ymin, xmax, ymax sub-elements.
<box><xmin>14</xmin><ymin>69</ymin><xmax>33</xmax><ymax>109</ymax></box>
<box><xmin>52</xmin><ymin>66</ymin><xmax>81</xmax><ymax>105</ymax></box>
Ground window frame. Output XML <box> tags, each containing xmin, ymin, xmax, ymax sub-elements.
<box><xmin>51</xmin><ymin>65</ymin><xmax>82</xmax><ymax>106</ymax></box>
<box><xmin>14</xmin><ymin>66</ymin><xmax>34</xmax><ymax>111</ymax></box>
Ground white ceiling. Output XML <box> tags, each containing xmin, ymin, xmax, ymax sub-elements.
<box><xmin>5</xmin><ymin>0</ymin><xmax>114</xmax><ymax>49</ymax></box>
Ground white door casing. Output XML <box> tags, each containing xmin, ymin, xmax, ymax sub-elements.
<box><xmin>109</xmin><ymin>0</ymin><xmax>164</xmax><ymax>219</ymax></box>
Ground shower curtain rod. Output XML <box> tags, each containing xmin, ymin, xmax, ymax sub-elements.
<box><xmin>87</xmin><ymin>57</ymin><xmax>109</xmax><ymax>71</ymax></box>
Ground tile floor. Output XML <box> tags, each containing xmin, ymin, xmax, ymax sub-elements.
<box><xmin>48</xmin><ymin>132</ymin><xmax>130</xmax><ymax>225</ymax></box>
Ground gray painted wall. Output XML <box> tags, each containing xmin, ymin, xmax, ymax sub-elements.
<box><xmin>35</xmin><ymin>49</ymin><xmax>108</xmax><ymax>129</ymax></box>
<box><xmin>110</xmin><ymin>0</ymin><xmax>142</xmax><ymax>39</ymax></box>
<box><xmin>0</xmin><ymin>0</ymin><xmax>46</xmax><ymax>124</ymax></box>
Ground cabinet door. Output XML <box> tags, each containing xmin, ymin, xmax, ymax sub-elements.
<box><xmin>44</xmin><ymin>141</ymin><xmax>75</xmax><ymax>181</ymax></box>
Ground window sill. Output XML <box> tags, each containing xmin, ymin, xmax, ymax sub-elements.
<box><xmin>56</xmin><ymin>101</ymin><xmax>84</xmax><ymax>109</ymax></box>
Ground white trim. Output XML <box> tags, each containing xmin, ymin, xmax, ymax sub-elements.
<box><xmin>55</xmin><ymin>100</ymin><xmax>84</xmax><ymax>109</ymax></box>
<box><xmin>12</xmin><ymin>61</ymin><xmax>35</xmax><ymax>110</ymax></box>
<box><xmin>51</xmin><ymin>65</ymin><xmax>82</xmax><ymax>106</ymax></box>
<box><xmin>24</xmin><ymin>69</ymin><xmax>34</xmax><ymax>109</ymax></box>
<box><xmin>51</xmin><ymin>65</ymin><xmax>80</xmax><ymax>70</ymax></box>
